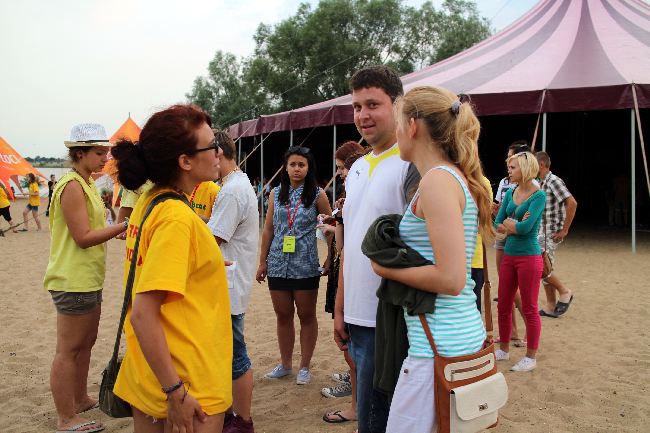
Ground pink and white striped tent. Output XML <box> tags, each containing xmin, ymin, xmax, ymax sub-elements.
<box><xmin>229</xmin><ymin>0</ymin><xmax>650</xmax><ymax>138</ymax></box>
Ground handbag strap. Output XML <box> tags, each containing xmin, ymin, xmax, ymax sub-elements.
<box><xmin>108</xmin><ymin>191</ymin><xmax>191</xmax><ymax>366</ymax></box>
<box><xmin>418</xmin><ymin>241</ymin><xmax>494</xmax><ymax>356</ymax></box>
<box><xmin>481</xmin><ymin>242</ymin><xmax>494</xmax><ymax>338</ymax></box>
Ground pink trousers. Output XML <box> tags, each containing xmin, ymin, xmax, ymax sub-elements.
<box><xmin>497</xmin><ymin>254</ymin><xmax>543</xmax><ymax>350</ymax></box>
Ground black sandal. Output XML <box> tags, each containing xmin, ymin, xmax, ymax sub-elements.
<box><xmin>554</xmin><ymin>295</ymin><xmax>574</xmax><ymax>316</ymax></box>
<box><xmin>539</xmin><ymin>309</ymin><xmax>559</xmax><ymax>318</ymax></box>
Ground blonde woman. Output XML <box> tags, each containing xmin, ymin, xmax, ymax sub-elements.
<box><xmin>369</xmin><ymin>86</ymin><xmax>493</xmax><ymax>433</ymax></box>
<box><xmin>494</xmin><ymin>151</ymin><xmax>546</xmax><ymax>372</ymax></box>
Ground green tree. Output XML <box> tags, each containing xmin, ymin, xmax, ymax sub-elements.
<box><xmin>432</xmin><ymin>0</ymin><xmax>491</xmax><ymax>63</ymax></box>
<box><xmin>189</xmin><ymin>0</ymin><xmax>491</xmax><ymax>125</ymax></box>
<box><xmin>186</xmin><ymin>51</ymin><xmax>270</xmax><ymax>127</ymax></box>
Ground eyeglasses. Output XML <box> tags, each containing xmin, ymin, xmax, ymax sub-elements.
<box><xmin>186</xmin><ymin>138</ymin><xmax>222</xmax><ymax>155</ymax></box>
<box><xmin>287</xmin><ymin>146</ymin><xmax>310</xmax><ymax>155</ymax></box>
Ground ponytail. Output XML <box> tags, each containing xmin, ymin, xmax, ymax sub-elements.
<box><xmin>111</xmin><ymin>139</ymin><xmax>149</xmax><ymax>191</ymax></box>
<box><xmin>453</xmin><ymin>104</ymin><xmax>494</xmax><ymax>241</ymax></box>
<box><xmin>397</xmin><ymin>86</ymin><xmax>494</xmax><ymax>240</ymax></box>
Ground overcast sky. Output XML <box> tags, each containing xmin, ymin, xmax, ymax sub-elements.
<box><xmin>0</xmin><ymin>0</ymin><xmax>537</xmax><ymax>157</ymax></box>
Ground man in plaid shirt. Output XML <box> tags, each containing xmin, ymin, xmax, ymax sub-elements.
<box><xmin>536</xmin><ymin>152</ymin><xmax>578</xmax><ymax>317</ymax></box>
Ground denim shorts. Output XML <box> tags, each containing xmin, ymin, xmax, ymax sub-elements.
<box><xmin>232</xmin><ymin>313</ymin><xmax>252</xmax><ymax>380</ymax></box>
<box><xmin>49</xmin><ymin>290</ymin><xmax>102</xmax><ymax>315</ymax></box>
<box><xmin>26</xmin><ymin>204</ymin><xmax>39</xmax><ymax>212</ymax></box>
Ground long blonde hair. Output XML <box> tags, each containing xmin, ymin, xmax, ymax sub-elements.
<box><xmin>396</xmin><ymin>86</ymin><xmax>494</xmax><ymax>240</ymax></box>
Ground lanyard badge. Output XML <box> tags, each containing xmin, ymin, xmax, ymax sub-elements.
<box><xmin>283</xmin><ymin>197</ymin><xmax>302</xmax><ymax>253</ymax></box>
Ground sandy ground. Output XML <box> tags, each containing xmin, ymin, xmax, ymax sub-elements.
<box><xmin>1</xmin><ymin>198</ymin><xmax>649</xmax><ymax>433</ymax></box>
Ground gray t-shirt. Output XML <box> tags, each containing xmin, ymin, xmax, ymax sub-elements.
<box><xmin>208</xmin><ymin>170</ymin><xmax>259</xmax><ymax>316</ymax></box>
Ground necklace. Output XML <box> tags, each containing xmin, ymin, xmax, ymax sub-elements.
<box><xmin>221</xmin><ymin>167</ymin><xmax>241</xmax><ymax>184</ymax></box>
<box><xmin>71</xmin><ymin>167</ymin><xmax>91</xmax><ymax>186</ymax></box>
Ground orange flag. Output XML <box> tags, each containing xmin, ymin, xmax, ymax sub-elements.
<box><xmin>0</xmin><ymin>136</ymin><xmax>46</xmax><ymax>200</ymax></box>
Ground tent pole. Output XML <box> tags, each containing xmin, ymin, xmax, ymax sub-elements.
<box><xmin>237</xmin><ymin>138</ymin><xmax>241</xmax><ymax>166</ymax></box>
<box><xmin>261</xmin><ymin>134</ymin><xmax>265</xmax><ymax>229</ymax></box>
<box><xmin>542</xmin><ymin>113</ymin><xmax>547</xmax><ymax>152</ymax></box>
<box><xmin>631</xmin><ymin>109</ymin><xmax>636</xmax><ymax>254</ymax></box>
<box><xmin>332</xmin><ymin>125</ymin><xmax>337</xmax><ymax>203</ymax></box>
<box><xmin>290</xmin><ymin>129</ymin><xmax>294</xmax><ymax>147</ymax></box>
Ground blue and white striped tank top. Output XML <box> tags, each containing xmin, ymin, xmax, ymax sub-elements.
<box><xmin>400</xmin><ymin>165</ymin><xmax>486</xmax><ymax>358</ymax></box>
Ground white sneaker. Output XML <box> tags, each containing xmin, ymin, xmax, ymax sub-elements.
<box><xmin>510</xmin><ymin>357</ymin><xmax>537</xmax><ymax>372</ymax></box>
<box><xmin>495</xmin><ymin>349</ymin><xmax>510</xmax><ymax>361</ymax></box>
<box><xmin>264</xmin><ymin>364</ymin><xmax>292</xmax><ymax>379</ymax></box>
<box><xmin>296</xmin><ymin>367</ymin><xmax>311</xmax><ymax>385</ymax></box>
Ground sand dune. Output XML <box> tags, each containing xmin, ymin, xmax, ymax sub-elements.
<box><xmin>0</xmin><ymin>201</ymin><xmax>648</xmax><ymax>432</ymax></box>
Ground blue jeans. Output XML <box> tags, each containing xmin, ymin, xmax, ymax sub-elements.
<box><xmin>347</xmin><ymin>324</ymin><xmax>389</xmax><ymax>433</ymax></box>
<box><xmin>232</xmin><ymin>313</ymin><xmax>252</xmax><ymax>380</ymax></box>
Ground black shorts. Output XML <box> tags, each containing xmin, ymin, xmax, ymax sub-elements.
<box><xmin>268</xmin><ymin>276</ymin><xmax>320</xmax><ymax>291</ymax></box>
<box><xmin>0</xmin><ymin>206</ymin><xmax>11</xmax><ymax>222</ymax></box>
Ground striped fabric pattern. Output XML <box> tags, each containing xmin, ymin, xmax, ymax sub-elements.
<box><xmin>400</xmin><ymin>166</ymin><xmax>486</xmax><ymax>358</ymax></box>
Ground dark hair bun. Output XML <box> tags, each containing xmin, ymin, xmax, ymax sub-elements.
<box><xmin>111</xmin><ymin>139</ymin><xmax>148</xmax><ymax>191</ymax></box>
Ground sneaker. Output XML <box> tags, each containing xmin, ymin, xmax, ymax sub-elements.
<box><xmin>321</xmin><ymin>381</ymin><xmax>352</xmax><ymax>398</ymax></box>
<box><xmin>510</xmin><ymin>357</ymin><xmax>536</xmax><ymax>372</ymax></box>
<box><xmin>296</xmin><ymin>367</ymin><xmax>311</xmax><ymax>385</ymax></box>
<box><xmin>264</xmin><ymin>364</ymin><xmax>292</xmax><ymax>379</ymax></box>
<box><xmin>223</xmin><ymin>414</ymin><xmax>255</xmax><ymax>433</ymax></box>
<box><xmin>495</xmin><ymin>349</ymin><xmax>510</xmax><ymax>361</ymax></box>
<box><xmin>331</xmin><ymin>371</ymin><xmax>351</xmax><ymax>383</ymax></box>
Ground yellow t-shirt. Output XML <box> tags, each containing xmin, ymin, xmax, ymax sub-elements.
<box><xmin>114</xmin><ymin>187</ymin><xmax>232</xmax><ymax>418</ymax></box>
<box><xmin>28</xmin><ymin>182</ymin><xmax>40</xmax><ymax>206</ymax></box>
<box><xmin>471</xmin><ymin>176</ymin><xmax>494</xmax><ymax>269</ymax></box>
<box><xmin>0</xmin><ymin>186</ymin><xmax>10</xmax><ymax>209</ymax></box>
<box><xmin>187</xmin><ymin>181</ymin><xmax>220</xmax><ymax>220</ymax></box>
<box><xmin>43</xmin><ymin>172</ymin><xmax>106</xmax><ymax>292</ymax></box>
<box><xmin>120</xmin><ymin>180</ymin><xmax>154</xmax><ymax>209</ymax></box>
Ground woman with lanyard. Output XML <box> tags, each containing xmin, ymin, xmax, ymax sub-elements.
<box><xmin>44</xmin><ymin>123</ymin><xmax>127</xmax><ymax>433</ymax></box>
<box><xmin>256</xmin><ymin>146</ymin><xmax>332</xmax><ymax>386</ymax></box>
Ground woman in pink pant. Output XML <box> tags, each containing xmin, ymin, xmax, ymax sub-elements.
<box><xmin>494</xmin><ymin>151</ymin><xmax>546</xmax><ymax>372</ymax></box>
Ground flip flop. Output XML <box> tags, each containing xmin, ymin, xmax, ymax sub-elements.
<box><xmin>17</xmin><ymin>228</ymin><xmax>28</xmax><ymax>232</ymax></box>
<box><xmin>323</xmin><ymin>410</ymin><xmax>355</xmax><ymax>424</ymax></box>
<box><xmin>554</xmin><ymin>295</ymin><xmax>574</xmax><ymax>316</ymax></box>
<box><xmin>55</xmin><ymin>420</ymin><xmax>104</xmax><ymax>433</ymax></box>
<box><xmin>539</xmin><ymin>309</ymin><xmax>559</xmax><ymax>318</ymax></box>
<box><xmin>78</xmin><ymin>401</ymin><xmax>99</xmax><ymax>413</ymax></box>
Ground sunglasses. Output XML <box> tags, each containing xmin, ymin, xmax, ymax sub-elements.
<box><xmin>186</xmin><ymin>138</ymin><xmax>223</xmax><ymax>155</ymax></box>
<box><xmin>287</xmin><ymin>146</ymin><xmax>310</xmax><ymax>155</ymax></box>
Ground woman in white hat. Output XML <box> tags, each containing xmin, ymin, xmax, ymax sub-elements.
<box><xmin>44</xmin><ymin>123</ymin><xmax>127</xmax><ymax>433</ymax></box>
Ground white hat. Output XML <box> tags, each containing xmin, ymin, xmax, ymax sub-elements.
<box><xmin>64</xmin><ymin>123</ymin><xmax>112</xmax><ymax>147</ymax></box>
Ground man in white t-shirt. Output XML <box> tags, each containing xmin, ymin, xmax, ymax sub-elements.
<box><xmin>334</xmin><ymin>66</ymin><xmax>419</xmax><ymax>433</ymax></box>
<box><xmin>208</xmin><ymin>131</ymin><xmax>259</xmax><ymax>433</ymax></box>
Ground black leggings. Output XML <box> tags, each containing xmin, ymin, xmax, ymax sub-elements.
<box><xmin>471</xmin><ymin>267</ymin><xmax>485</xmax><ymax>312</ymax></box>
